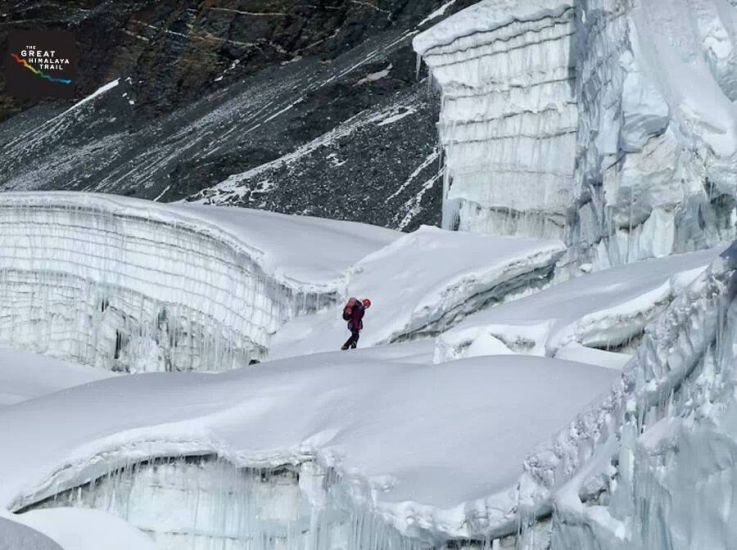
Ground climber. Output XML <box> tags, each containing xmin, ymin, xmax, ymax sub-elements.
<box><xmin>341</xmin><ymin>297</ymin><xmax>371</xmax><ymax>350</ymax></box>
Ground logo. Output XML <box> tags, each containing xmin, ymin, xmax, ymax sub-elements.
<box><xmin>6</xmin><ymin>31</ymin><xmax>77</xmax><ymax>98</ymax></box>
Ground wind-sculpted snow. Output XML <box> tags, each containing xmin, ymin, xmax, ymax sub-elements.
<box><xmin>0</xmin><ymin>515</ymin><xmax>63</xmax><ymax>550</ymax></box>
<box><xmin>0</xmin><ymin>348</ymin><xmax>113</xmax><ymax>406</ymax></box>
<box><xmin>415</xmin><ymin>0</ymin><xmax>737</xmax><ymax>265</ymax></box>
<box><xmin>436</xmin><ymin>246</ymin><xmax>724</xmax><ymax>365</ymax></box>
<box><xmin>0</xmin><ymin>351</ymin><xmax>617</xmax><ymax>547</ymax></box>
<box><xmin>269</xmin><ymin>226</ymin><xmax>565</xmax><ymax>359</ymax></box>
<box><xmin>0</xmin><ymin>193</ymin><xmax>397</xmax><ymax>372</ymax></box>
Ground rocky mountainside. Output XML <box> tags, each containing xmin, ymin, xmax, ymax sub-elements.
<box><xmin>0</xmin><ymin>0</ymin><xmax>473</xmax><ymax>230</ymax></box>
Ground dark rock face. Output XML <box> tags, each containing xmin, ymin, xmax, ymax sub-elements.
<box><xmin>0</xmin><ymin>1</ymin><xmax>474</xmax><ymax>230</ymax></box>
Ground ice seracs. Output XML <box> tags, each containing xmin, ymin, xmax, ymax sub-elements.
<box><xmin>572</xmin><ymin>0</ymin><xmax>737</xmax><ymax>268</ymax></box>
<box><xmin>549</xmin><ymin>243</ymin><xmax>737</xmax><ymax>550</ymax></box>
<box><xmin>415</xmin><ymin>0</ymin><xmax>737</xmax><ymax>266</ymax></box>
<box><xmin>436</xmin><ymin>246</ymin><xmax>725</xmax><ymax>365</ymax></box>
<box><xmin>0</xmin><ymin>192</ymin><xmax>397</xmax><ymax>372</ymax></box>
<box><xmin>414</xmin><ymin>0</ymin><xmax>577</xmax><ymax>241</ymax></box>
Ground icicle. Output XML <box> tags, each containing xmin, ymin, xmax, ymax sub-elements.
<box><xmin>0</xmin><ymin>197</ymin><xmax>342</xmax><ymax>372</ymax></box>
<box><xmin>25</xmin><ymin>457</ymin><xmax>432</xmax><ymax>550</ymax></box>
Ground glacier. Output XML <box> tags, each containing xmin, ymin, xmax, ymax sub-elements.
<box><xmin>2</xmin><ymin>0</ymin><xmax>737</xmax><ymax>546</ymax></box>
<box><xmin>0</xmin><ymin>192</ymin><xmax>564</xmax><ymax>372</ymax></box>
<box><xmin>0</xmin><ymin>349</ymin><xmax>618</xmax><ymax>548</ymax></box>
<box><xmin>0</xmin><ymin>192</ymin><xmax>397</xmax><ymax>372</ymax></box>
<box><xmin>0</xmin><ymin>191</ymin><xmax>736</xmax><ymax>549</ymax></box>
<box><xmin>1</xmin><ymin>242</ymin><xmax>734</xmax><ymax>549</ymax></box>
<box><xmin>436</xmin><ymin>246</ymin><xmax>724</xmax><ymax>364</ymax></box>
<box><xmin>414</xmin><ymin>0</ymin><xmax>737</xmax><ymax>266</ymax></box>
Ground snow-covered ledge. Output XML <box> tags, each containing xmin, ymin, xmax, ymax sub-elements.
<box><xmin>2</xmin><ymin>243</ymin><xmax>733</xmax><ymax>547</ymax></box>
<box><xmin>0</xmin><ymin>351</ymin><xmax>618</xmax><ymax>547</ymax></box>
<box><xmin>0</xmin><ymin>192</ymin><xmax>396</xmax><ymax>372</ymax></box>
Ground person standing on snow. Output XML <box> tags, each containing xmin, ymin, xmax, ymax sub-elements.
<box><xmin>341</xmin><ymin>297</ymin><xmax>371</xmax><ymax>350</ymax></box>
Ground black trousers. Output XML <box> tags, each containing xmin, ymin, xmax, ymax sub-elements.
<box><xmin>343</xmin><ymin>330</ymin><xmax>360</xmax><ymax>349</ymax></box>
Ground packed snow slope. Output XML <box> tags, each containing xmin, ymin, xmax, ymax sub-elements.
<box><xmin>0</xmin><ymin>349</ymin><xmax>618</xmax><ymax>543</ymax></box>
<box><xmin>0</xmin><ymin>515</ymin><xmax>62</xmax><ymax>550</ymax></box>
<box><xmin>437</xmin><ymin>246</ymin><xmax>725</xmax><ymax>363</ymax></box>
<box><xmin>270</xmin><ymin>226</ymin><xmax>564</xmax><ymax>359</ymax></box>
<box><xmin>0</xmin><ymin>349</ymin><xmax>113</xmax><ymax>407</ymax></box>
<box><xmin>1</xmin><ymin>508</ymin><xmax>156</xmax><ymax>550</ymax></box>
<box><xmin>415</xmin><ymin>0</ymin><xmax>737</xmax><ymax>266</ymax></box>
<box><xmin>0</xmin><ymin>192</ymin><xmax>397</xmax><ymax>372</ymax></box>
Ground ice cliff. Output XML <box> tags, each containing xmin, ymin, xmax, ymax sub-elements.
<box><xmin>548</xmin><ymin>243</ymin><xmax>737</xmax><ymax>550</ymax></box>
<box><xmin>0</xmin><ymin>193</ymin><xmax>396</xmax><ymax>372</ymax></box>
<box><xmin>0</xmin><ymin>192</ymin><xmax>563</xmax><ymax>373</ymax></box>
<box><xmin>415</xmin><ymin>0</ymin><xmax>737</xmax><ymax>266</ymax></box>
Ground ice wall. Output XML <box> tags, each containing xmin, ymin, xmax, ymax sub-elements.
<box><xmin>571</xmin><ymin>0</ymin><xmax>737</xmax><ymax>267</ymax></box>
<box><xmin>545</xmin><ymin>242</ymin><xmax>737</xmax><ymax>549</ymax></box>
<box><xmin>415</xmin><ymin>0</ymin><xmax>737</xmax><ymax>266</ymax></box>
<box><xmin>25</xmin><ymin>456</ymin><xmax>428</xmax><ymax>550</ymax></box>
<box><xmin>414</xmin><ymin>1</ymin><xmax>578</xmax><ymax>240</ymax></box>
<box><xmin>0</xmin><ymin>194</ymin><xmax>339</xmax><ymax>372</ymax></box>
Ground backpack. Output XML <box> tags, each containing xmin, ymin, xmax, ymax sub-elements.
<box><xmin>342</xmin><ymin>297</ymin><xmax>359</xmax><ymax>321</ymax></box>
